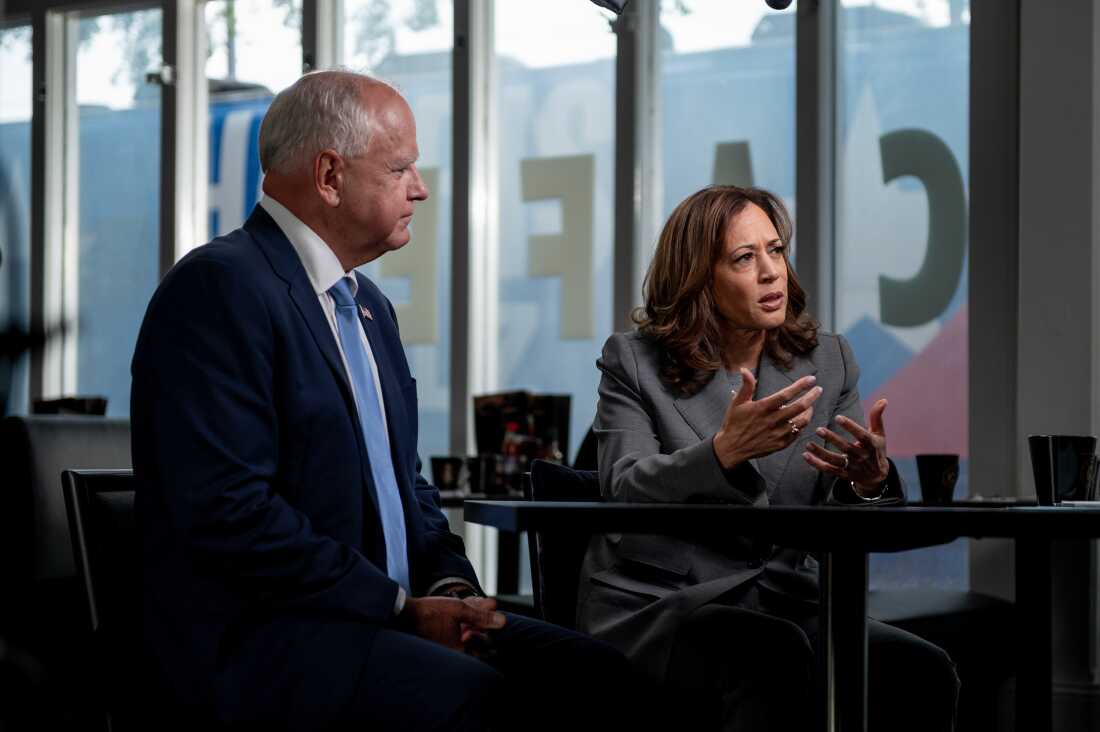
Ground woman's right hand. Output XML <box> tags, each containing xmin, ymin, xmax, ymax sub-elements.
<box><xmin>712</xmin><ymin>370</ymin><xmax>822</xmax><ymax>469</ymax></box>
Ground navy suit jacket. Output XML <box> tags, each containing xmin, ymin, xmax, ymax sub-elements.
<box><xmin>131</xmin><ymin>206</ymin><xmax>479</xmax><ymax>718</ymax></box>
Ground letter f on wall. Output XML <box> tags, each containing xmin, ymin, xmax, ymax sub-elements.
<box><xmin>521</xmin><ymin>154</ymin><xmax>596</xmax><ymax>340</ymax></box>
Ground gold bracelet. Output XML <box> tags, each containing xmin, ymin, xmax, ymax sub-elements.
<box><xmin>852</xmin><ymin>480</ymin><xmax>886</xmax><ymax>501</ymax></box>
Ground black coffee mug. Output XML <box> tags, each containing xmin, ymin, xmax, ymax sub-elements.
<box><xmin>916</xmin><ymin>454</ymin><xmax>960</xmax><ymax>505</ymax></box>
<box><xmin>430</xmin><ymin>456</ymin><xmax>465</xmax><ymax>493</ymax></box>
<box><xmin>1089</xmin><ymin>455</ymin><xmax>1100</xmax><ymax>501</ymax></box>
<box><xmin>1028</xmin><ymin>434</ymin><xmax>1098</xmax><ymax>505</ymax></box>
<box><xmin>465</xmin><ymin>455</ymin><xmax>500</xmax><ymax>494</ymax></box>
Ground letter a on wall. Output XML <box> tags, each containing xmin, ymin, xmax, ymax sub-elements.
<box><xmin>521</xmin><ymin>154</ymin><xmax>595</xmax><ymax>340</ymax></box>
<box><xmin>712</xmin><ymin>141</ymin><xmax>755</xmax><ymax>188</ymax></box>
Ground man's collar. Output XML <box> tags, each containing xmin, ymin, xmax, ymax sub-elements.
<box><xmin>259</xmin><ymin>195</ymin><xmax>356</xmax><ymax>297</ymax></box>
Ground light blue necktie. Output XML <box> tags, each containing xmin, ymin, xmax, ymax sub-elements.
<box><xmin>329</xmin><ymin>278</ymin><xmax>410</xmax><ymax>592</ymax></box>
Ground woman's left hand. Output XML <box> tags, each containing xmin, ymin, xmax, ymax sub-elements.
<box><xmin>802</xmin><ymin>399</ymin><xmax>890</xmax><ymax>492</ymax></box>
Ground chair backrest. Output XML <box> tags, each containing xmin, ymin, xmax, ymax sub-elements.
<box><xmin>526</xmin><ymin>459</ymin><xmax>600</xmax><ymax>629</ymax></box>
<box><xmin>1</xmin><ymin>416</ymin><xmax>131</xmax><ymax>586</ymax></box>
<box><xmin>0</xmin><ymin>416</ymin><xmax>131</xmax><ymax>729</ymax></box>
<box><xmin>62</xmin><ymin>469</ymin><xmax>138</xmax><ymax>731</ymax></box>
<box><xmin>572</xmin><ymin>423</ymin><xmax>598</xmax><ymax>471</ymax></box>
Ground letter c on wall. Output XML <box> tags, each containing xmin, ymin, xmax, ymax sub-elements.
<box><xmin>877</xmin><ymin>129</ymin><xmax>967</xmax><ymax>327</ymax></box>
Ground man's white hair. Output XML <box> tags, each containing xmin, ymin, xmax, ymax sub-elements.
<box><xmin>259</xmin><ymin>69</ymin><xmax>391</xmax><ymax>175</ymax></box>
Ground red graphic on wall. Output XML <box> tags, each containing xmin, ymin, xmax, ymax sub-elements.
<box><xmin>862</xmin><ymin>306</ymin><xmax>968</xmax><ymax>459</ymax></box>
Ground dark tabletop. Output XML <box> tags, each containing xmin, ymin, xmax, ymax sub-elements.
<box><xmin>464</xmin><ymin>501</ymin><xmax>1100</xmax><ymax>553</ymax></box>
<box><xmin>437</xmin><ymin>490</ymin><xmax>524</xmax><ymax>509</ymax></box>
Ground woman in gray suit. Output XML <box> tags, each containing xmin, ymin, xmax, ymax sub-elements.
<box><xmin>577</xmin><ymin>186</ymin><xmax>959</xmax><ymax>731</ymax></box>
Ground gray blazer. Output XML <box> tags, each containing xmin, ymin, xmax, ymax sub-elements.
<box><xmin>576</xmin><ymin>330</ymin><xmax>902</xmax><ymax>682</ymax></box>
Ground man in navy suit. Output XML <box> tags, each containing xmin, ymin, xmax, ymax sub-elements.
<box><xmin>132</xmin><ymin>71</ymin><xmax>636</xmax><ymax>730</ymax></box>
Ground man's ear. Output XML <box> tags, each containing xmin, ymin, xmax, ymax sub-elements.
<box><xmin>315</xmin><ymin>149</ymin><xmax>343</xmax><ymax>207</ymax></box>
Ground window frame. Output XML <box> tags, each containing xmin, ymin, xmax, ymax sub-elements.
<box><xmin>7</xmin><ymin>0</ymin><xmax>998</xmax><ymax>595</ymax></box>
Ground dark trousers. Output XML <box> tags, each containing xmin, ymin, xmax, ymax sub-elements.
<box><xmin>665</xmin><ymin>584</ymin><xmax>960</xmax><ymax>732</ymax></box>
<box><xmin>214</xmin><ymin>611</ymin><xmax>646</xmax><ymax>731</ymax></box>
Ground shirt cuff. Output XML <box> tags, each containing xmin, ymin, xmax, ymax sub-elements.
<box><xmin>393</xmin><ymin>586</ymin><xmax>406</xmax><ymax>616</ymax></box>
<box><xmin>426</xmin><ymin>577</ymin><xmax>481</xmax><ymax>597</ymax></box>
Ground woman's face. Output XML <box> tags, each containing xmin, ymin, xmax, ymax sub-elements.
<box><xmin>712</xmin><ymin>202</ymin><xmax>789</xmax><ymax>331</ymax></box>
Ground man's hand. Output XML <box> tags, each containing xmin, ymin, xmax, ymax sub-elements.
<box><xmin>399</xmin><ymin>595</ymin><xmax>506</xmax><ymax>652</ymax></box>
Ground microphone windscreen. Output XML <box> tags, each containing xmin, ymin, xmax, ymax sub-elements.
<box><xmin>591</xmin><ymin>0</ymin><xmax>629</xmax><ymax>14</ymax></box>
<box><xmin>764</xmin><ymin>0</ymin><xmax>794</xmax><ymax>9</ymax></box>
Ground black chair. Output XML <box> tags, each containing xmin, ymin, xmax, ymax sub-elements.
<box><xmin>572</xmin><ymin>423</ymin><xmax>598</xmax><ymax>471</ymax></box>
<box><xmin>523</xmin><ymin>462</ymin><xmax>717</xmax><ymax>727</ymax></box>
<box><xmin>524</xmin><ymin>459</ymin><xmax>600</xmax><ymax>630</ymax></box>
<box><xmin>869</xmin><ymin>588</ymin><xmax>1015</xmax><ymax>730</ymax></box>
<box><xmin>62</xmin><ymin>469</ymin><xmax>139</xmax><ymax>732</ymax></box>
<box><xmin>0</xmin><ymin>416</ymin><xmax>131</xmax><ymax>729</ymax></box>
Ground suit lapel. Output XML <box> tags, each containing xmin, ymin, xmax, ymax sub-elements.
<box><xmin>245</xmin><ymin>207</ymin><xmax>356</xmax><ymax>411</ymax></box>
<box><xmin>673</xmin><ymin>371</ymin><xmax>732</xmax><ymax>443</ymax></box>
<box><xmin>285</xmin><ymin>281</ymin><xmax>386</xmax><ymax>517</ymax></box>
<box><xmin>245</xmin><ymin>207</ymin><xmax>381</xmax><ymax>516</ymax></box>
<box><xmin>288</xmin><ymin>285</ymin><xmax>355</xmax><ymax>398</ymax></box>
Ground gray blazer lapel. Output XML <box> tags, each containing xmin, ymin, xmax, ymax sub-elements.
<box><xmin>672</xmin><ymin>370</ymin><xmax>732</xmax><ymax>443</ymax></box>
<box><xmin>754</xmin><ymin>351</ymin><xmax>818</xmax><ymax>492</ymax></box>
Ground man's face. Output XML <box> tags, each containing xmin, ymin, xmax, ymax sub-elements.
<box><xmin>342</xmin><ymin>92</ymin><xmax>429</xmax><ymax>259</ymax></box>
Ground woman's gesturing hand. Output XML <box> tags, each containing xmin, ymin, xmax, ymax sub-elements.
<box><xmin>712</xmin><ymin>370</ymin><xmax>822</xmax><ymax>470</ymax></box>
<box><xmin>802</xmin><ymin>398</ymin><xmax>891</xmax><ymax>492</ymax></box>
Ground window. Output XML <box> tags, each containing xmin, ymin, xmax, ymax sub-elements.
<box><xmin>72</xmin><ymin>8</ymin><xmax>163</xmax><ymax>416</ymax></box>
<box><xmin>492</xmin><ymin>0</ymin><xmax>616</xmax><ymax>461</ymax></box>
<box><xmin>835</xmin><ymin>0</ymin><xmax>970</xmax><ymax>588</ymax></box>
<box><xmin>204</xmin><ymin>0</ymin><xmax>302</xmax><ymax>238</ymax></box>
<box><xmin>659</xmin><ymin>0</ymin><xmax>797</xmax><ymax>219</ymax></box>
<box><xmin>347</xmin><ymin>0</ymin><xmax>453</xmax><ymax>460</ymax></box>
<box><xmin>0</xmin><ymin>25</ymin><xmax>32</xmax><ymax>414</ymax></box>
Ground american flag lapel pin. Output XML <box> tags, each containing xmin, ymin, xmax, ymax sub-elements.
<box><xmin>360</xmin><ymin>305</ymin><xmax>373</xmax><ymax>321</ymax></box>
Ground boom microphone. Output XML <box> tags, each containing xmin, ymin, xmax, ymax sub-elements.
<box><xmin>765</xmin><ymin>0</ymin><xmax>794</xmax><ymax>9</ymax></box>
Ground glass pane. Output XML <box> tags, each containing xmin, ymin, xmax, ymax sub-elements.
<box><xmin>494</xmin><ymin>0</ymin><xmax>616</xmax><ymax>462</ymax></box>
<box><xmin>660</xmin><ymin>1</ymin><xmax>797</xmax><ymax>221</ymax></box>
<box><xmin>835</xmin><ymin>0</ymin><xmax>970</xmax><ymax>588</ymax></box>
<box><xmin>0</xmin><ymin>26</ymin><xmax>32</xmax><ymax>414</ymax></box>
<box><xmin>73</xmin><ymin>9</ymin><xmax>163</xmax><ymax>416</ymax></box>
<box><xmin>205</xmin><ymin>0</ymin><xmax>302</xmax><ymax>237</ymax></box>
<box><xmin>346</xmin><ymin>0</ymin><xmax>454</xmax><ymax>461</ymax></box>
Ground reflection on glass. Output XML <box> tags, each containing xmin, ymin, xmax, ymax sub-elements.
<box><xmin>660</xmin><ymin>1</ymin><xmax>796</xmax><ymax>222</ymax></box>
<box><xmin>204</xmin><ymin>1</ymin><xmax>301</xmax><ymax>238</ymax></box>
<box><xmin>205</xmin><ymin>0</ymin><xmax>302</xmax><ymax>93</ymax></box>
<box><xmin>0</xmin><ymin>27</ymin><xmax>32</xmax><ymax>413</ymax></box>
<box><xmin>347</xmin><ymin>0</ymin><xmax>454</xmax><ymax>460</ymax></box>
<box><xmin>494</xmin><ymin>1</ymin><xmax>615</xmax><ymax>461</ymax></box>
<box><xmin>343</xmin><ymin>0</ymin><xmax>452</xmax><ymax>71</ymax></box>
<box><xmin>836</xmin><ymin>0</ymin><xmax>970</xmax><ymax>588</ymax></box>
<box><xmin>73</xmin><ymin>9</ymin><xmax>163</xmax><ymax>417</ymax></box>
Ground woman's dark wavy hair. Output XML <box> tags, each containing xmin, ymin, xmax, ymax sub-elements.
<box><xmin>634</xmin><ymin>185</ymin><xmax>819</xmax><ymax>397</ymax></box>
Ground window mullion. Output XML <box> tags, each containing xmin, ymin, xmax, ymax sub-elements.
<box><xmin>795</xmin><ymin>0</ymin><xmax>836</xmax><ymax>332</ymax></box>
